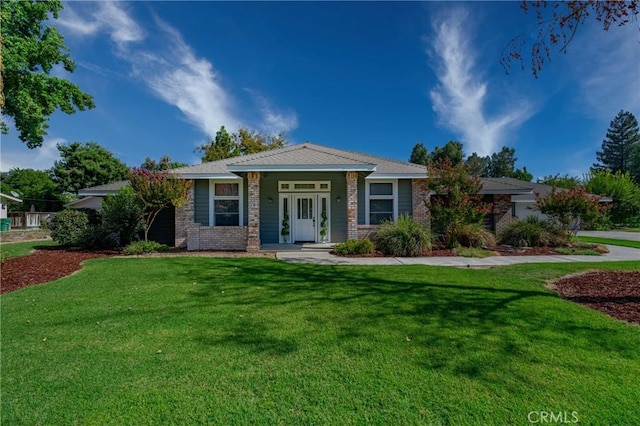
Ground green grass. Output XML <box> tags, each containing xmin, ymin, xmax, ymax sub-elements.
<box><xmin>577</xmin><ymin>236</ymin><xmax>640</xmax><ymax>249</ymax></box>
<box><xmin>2</xmin><ymin>258</ymin><xmax>640</xmax><ymax>424</ymax></box>
<box><xmin>0</xmin><ymin>239</ymin><xmax>57</xmax><ymax>259</ymax></box>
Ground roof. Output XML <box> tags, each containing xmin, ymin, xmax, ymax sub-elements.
<box><xmin>171</xmin><ymin>142</ymin><xmax>428</xmax><ymax>178</ymax></box>
<box><xmin>479</xmin><ymin>177</ymin><xmax>534</xmax><ymax>194</ymax></box>
<box><xmin>78</xmin><ymin>180</ymin><xmax>128</xmax><ymax>196</ymax></box>
<box><xmin>0</xmin><ymin>192</ymin><xmax>23</xmax><ymax>203</ymax></box>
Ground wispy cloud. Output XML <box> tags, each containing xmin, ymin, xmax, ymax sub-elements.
<box><xmin>57</xmin><ymin>2</ymin><xmax>295</xmax><ymax>139</ymax></box>
<box><xmin>0</xmin><ymin>137</ymin><xmax>62</xmax><ymax>171</ymax></box>
<box><xmin>246</xmin><ymin>90</ymin><xmax>299</xmax><ymax>136</ymax></box>
<box><xmin>571</xmin><ymin>22</ymin><xmax>640</xmax><ymax>122</ymax></box>
<box><xmin>427</xmin><ymin>8</ymin><xmax>532</xmax><ymax>156</ymax></box>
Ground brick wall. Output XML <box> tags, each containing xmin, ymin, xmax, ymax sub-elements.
<box><xmin>187</xmin><ymin>225</ymin><xmax>248</xmax><ymax>251</ymax></box>
<box><xmin>357</xmin><ymin>224</ymin><xmax>379</xmax><ymax>240</ymax></box>
<box><xmin>411</xmin><ymin>178</ymin><xmax>430</xmax><ymax>226</ymax></box>
<box><xmin>493</xmin><ymin>194</ymin><xmax>515</xmax><ymax>236</ymax></box>
<box><xmin>346</xmin><ymin>171</ymin><xmax>358</xmax><ymax>240</ymax></box>
<box><xmin>246</xmin><ymin>172</ymin><xmax>261</xmax><ymax>252</ymax></box>
<box><xmin>175</xmin><ymin>182</ymin><xmax>195</xmax><ymax>248</ymax></box>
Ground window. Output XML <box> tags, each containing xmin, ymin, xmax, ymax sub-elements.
<box><xmin>367</xmin><ymin>181</ymin><xmax>397</xmax><ymax>224</ymax></box>
<box><xmin>278</xmin><ymin>181</ymin><xmax>331</xmax><ymax>192</ymax></box>
<box><xmin>212</xmin><ymin>182</ymin><xmax>241</xmax><ymax>226</ymax></box>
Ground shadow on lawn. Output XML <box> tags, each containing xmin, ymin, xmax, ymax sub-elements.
<box><xmin>164</xmin><ymin>258</ymin><xmax>638</xmax><ymax>388</ymax></box>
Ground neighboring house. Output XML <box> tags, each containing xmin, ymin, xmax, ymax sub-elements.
<box><xmin>1</xmin><ymin>192</ymin><xmax>23</xmax><ymax>219</ymax></box>
<box><xmin>75</xmin><ymin>143</ymin><xmax>607</xmax><ymax>251</ymax></box>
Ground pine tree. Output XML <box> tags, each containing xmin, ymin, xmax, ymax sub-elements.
<box><xmin>409</xmin><ymin>143</ymin><xmax>428</xmax><ymax>166</ymax></box>
<box><xmin>594</xmin><ymin>110</ymin><xmax>640</xmax><ymax>175</ymax></box>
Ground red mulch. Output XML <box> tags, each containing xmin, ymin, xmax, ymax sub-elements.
<box><xmin>1</xmin><ymin>248</ymin><xmax>113</xmax><ymax>294</ymax></box>
<box><xmin>552</xmin><ymin>271</ymin><xmax>640</xmax><ymax>325</ymax></box>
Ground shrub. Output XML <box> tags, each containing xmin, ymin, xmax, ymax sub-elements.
<box><xmin>50</xmin><ymin>209</ymin><xmax>89</xmax><ymax>246</ymax></box>
<box><xmin>452</xmin><ymin>223</ymin><xmax>496</xmax><ymax>248</ymax></box>
<box><xmin>102</xmin><ymin>186</ymin><xmax>144</xmax><ymax>245</ymax></box>
<box><xmin>374</xmin><ymin>215</ymin><xmax>431</xmax><ymax>257</ymax></box>
<box><xmin>78</xmin><ymin>224</ymin><xmax>119</xmax><ymax>250</ymax></box>
<box><xmin>499</xmin><ymin>216</ymin><xmax>567</xmax><ymax>247</ymax></box>
<box><xmin>332</xmin><ymin>239</ymin><xmax>375</xmax><ymax>256</ymax></box>
<box><xmin>123</xmin><ymin>240</ymin><xmax>171</xmax><ymax>255</ymax></box>
<box><xmin>585</xmin><ymin>170</ymin><xmax>640</xmax><ymax>227</ymax></box>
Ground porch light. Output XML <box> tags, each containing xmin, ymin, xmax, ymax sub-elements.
<box><xmin>336</xmin><ymin>196</ymin><xmax>341</xmax><ymax>203</ymax></box>
<box><xmin>268</xmin><ymin>197</ymin><xmax>273</xmax><ymax>203</ymax></box>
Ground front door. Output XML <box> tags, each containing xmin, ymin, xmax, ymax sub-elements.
<box><xmin>294</xmin><ymin>195</ymin><xmax>316</xmax><ymax>242</ymax></box>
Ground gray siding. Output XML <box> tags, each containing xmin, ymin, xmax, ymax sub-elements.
<box><xmin>259</xmin><ymin>172</ymin><xmax>348</xmax><ymax>243</ymax></box>
<box><xmin>194</xmin><ymin>180</ymin><xmax>209</xmax><ymax>225</ymax></box>
<box><xmin>357</xmin><ymin>175</ymin><xmax>366</xmax><ymax>225</ymax></box>
<box><xmin>398</xmin><ymin>179</ymin><xmax>413</xmax><ymax>217</ymax></box>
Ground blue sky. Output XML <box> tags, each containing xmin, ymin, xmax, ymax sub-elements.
<box><xmin>1</xmin><ymin>1</ymin><xmax>639</xmax><ymax>180</ymax></box>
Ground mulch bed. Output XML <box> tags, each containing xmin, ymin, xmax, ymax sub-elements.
<box><xmin>552</xmin><ymin>271</ymin><xmax>640</xmax><ymax>325</ymax></box>
<box><xmin>1</xmin><ymin>248</ymin><xmax>114</xmax><ymax>294</ymax></box>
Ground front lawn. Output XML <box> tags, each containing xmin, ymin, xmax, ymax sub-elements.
<box><xmin>576</xmin><ymin>236</ymin><xmax>640</xmax><ymax>249</ymax></box>
<box><xmin>2</xmin><ymin>258</ymin><xmax>639</xmax><ymax>424</ymax></box>
<box><xmin>0</xmin><ymin>239</ymin><xmax>57</xmax><ymax>259</ymax></box>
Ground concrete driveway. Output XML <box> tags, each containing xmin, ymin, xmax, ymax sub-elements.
<box><xmin>577</xmin><ymin>230</ymin><xmax>640</xmax><ymax>241</ymax></box>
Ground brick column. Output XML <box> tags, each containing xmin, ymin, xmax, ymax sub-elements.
<box><xmin>246</xmin><ymin>172</ymin><xmax>261</xmax><ymax>252</ymax></box>
<box><xmin>493</xmin><ymin>194</ymin><xmax>514</xmax><ymax>236</ymax></box>
<box><xmin>412</xmin><ymin>178</ymin><xmax>430</xmax><ymax>226</ymax></box>
<box><xmin>346</xmin><ymin>171</ymin><xmax>358</xmax><ymax>240</ymax></box>
<box><xmin>175</xmin><ymin>181</ymin><xmax>195</xmax><ymax>248</ymax></box>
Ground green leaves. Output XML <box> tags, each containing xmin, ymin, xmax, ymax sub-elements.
<box><xmin>1</xmin><ymin>0</ymin><xmax>94</xmax><ymax>148</ymax></box>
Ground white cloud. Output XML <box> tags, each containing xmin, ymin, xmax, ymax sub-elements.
<box><xmin>428</xmin><ymin>8</ymin><xmax>532</xmax><ymax>156</ymax></box>
<box><xmin>56</xmin><ymin>2</ymin><xmax>295</xmax><ymax>139</ymax></box>
<box><xmin>246</xmin><ymin>90</ymin><xmax>298</xmax><ymax>136</ymax></box>
<box><xmin>0</xmin><ymin>137</ymin><xmax>62</xmax><ymax>171</ymax></box>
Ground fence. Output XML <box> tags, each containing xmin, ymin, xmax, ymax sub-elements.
<box><xmin>7</xmin><ymin>212</ymin><xmax>56</xmax><ymax>229</ymax></box>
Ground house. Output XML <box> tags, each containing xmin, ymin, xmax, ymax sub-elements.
<box><xmin>76</xmin><ymin>143</ymin><xmax>600</xmax><ymax>251</ymax></box>
<box><xmin>1</xmin><ymin>192</ymin><xmax>23</xmax><ymax>220</ymax></box>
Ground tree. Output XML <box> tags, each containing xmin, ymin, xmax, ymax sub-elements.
<box><xmin>196</xmin><ymin>126</ymin><xmax>288</xmax><ymax>162</ymax></box>
<box><xmin>235</xmin><ymin>128</ymin><xmax>287</xmax><ymax>155</ymax></box>
<box><xmin>0</xmin><ymin>168</ymin><xmax>64</xmax><ymax>211</ymax></box>
<box><xmin>0</xmin><ymin>0</ymin><xmax>95</xmax><ymax>148</ymax></box>
<box><xmin>51</xmin><ymin>142</ymin><xmax>129</xmax><ymax>194</ymax></box>
<box><xmin>141</xmin><ymin>155</ymin><xmax>188</xmax><ymax>171</ymax></box>
<box><xmin>511</xmin><ymin>166</ymin><xmax>533</xmax><ymax>182</ymax></box>
<box><xmin>593</xmin><ymin>110</ymin><xmax>640</xmax><ymax>176</ymax></box>
<box><xmin>196</xmin><ymin>126</ymin><xmax>238</xmax><ymax>162</ymax></box>
<box><xmin>536</xmin><ymin>186</ymin><xmax>604</xmax><ymax>238</ymax></box>
<box><xmin>502</xmin><ymin>1</ymin><xmax>640</xmax><ymax>78</ymax></box>
<box><xmin>101</xmin><ymin>186</ymin><xmax>144</xmax><ymax>245</ymax></box>
<box><xmin>487</xmin><ymin>146</ymin><xmax>517</xmax><ymax>177</ymax></box>
<box><xmin>429</xmin><ymin>141</ymin><xmax>464</xmax><ymax>166</ymax></box>
<box><xmin>128</xmin><ymin>168</ymin><xmax>192</xmax><ymax>241</ymax></box>
<box><xmin>425</xmin><ymin>159</ymin><xmax>492</xmax><ymax>247</ymax></box>
<box><xmin>409</xmin><ymin>143</ymin><xmax>429</xmax><ymax>166</ymax></box>
<box><xmin>585</xmin><ymin>170</ymin><xmax>640</xmax><ymax>227</ymax></box>
<box><xmin>537</xmin><ymin>174</ymin><xmax>583</xmax><ymax>189</ymax></box>
<box><xmin>465</xmin><ymin>152</ymin><xmax>490</xmax><ymax>176</ymax></box>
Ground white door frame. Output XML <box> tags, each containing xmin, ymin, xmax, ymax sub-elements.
<box><xmin>279</xmin><ymin>192</ymin><xmax>331</xmax><ymax>243</ymax></box>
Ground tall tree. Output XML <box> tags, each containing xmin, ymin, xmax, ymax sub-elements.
<box><xmin>0</xmin><ymin>168</ymin><xmax>64</xmax><ymax>211</ymax></box>
<box><xmin>593</xmin><ymin>110</ymin><xmax>640</xmax><ymax>176</ymax></box>
<box><xmin>487</xmin><ymin>146</ymin><xmax>517</xmax><ymax>178</ymax></box>
<box><xmin>430</xmin><ymin>141</ymin><xmax>464</xmax><ymax>166</ymax></box>
<box><xmin>235</xmin><ymin>128</ymin><xmax>287</xmax><ymax>155</ymax></box>
<box><xmin>141</xmin><ymin>155</ymin><xmax>188</xmax><ymax>171</ymax></box>
<box><xmin>0</xmin><ymin>0</ymin><xmax>95</xmax><ymax>148</ymax></box>
<box><xmin>465</xmin><ymin>152</ymin><xmax>490</xmax><ymax>176</ymax></box>
<box><xmin>51</xmin><ymin>142</ymin><xmax>129</xmax><ymax>194</ymax></box>
<box><xmin>409</xmin><ymin>143</ymin><xmax>429</xmax><ymax>166</ymax></box>
<box><xmin>197</xmin><ymin>126</ymin><xmax>238</xmax><ymax>162</ymax></box>
<box><xmin>502</xmin><ymin>1</ymin><xmax>639</xmax><ymax>78</ymax></box>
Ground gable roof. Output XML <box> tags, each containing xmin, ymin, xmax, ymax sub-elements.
<box><xmin>172</xmin><ymin>142</ymin><xmax>428</xmax><ymax>178</ymax></box>
<box><xmin>77</xmin><ymin>180</ymin><xmax>128</xmax><ymax>196</ymax></box>
<box><xmin>0</xmin><ymin>192</ymin><xmax>23</xmax><ymax>203</ymax></box>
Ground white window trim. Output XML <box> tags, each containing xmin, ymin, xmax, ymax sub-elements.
<box><xmin>209</xmin><ymin>179</ymin><xmax>244</xmax><ymax>226</ymax></box>
<box><xmin>365</xmin><ymin>180</ymin><xmax>398</xmax><ymax>225</ymax></box>
<box><xmin>278</xmin><ymin>181</ymin><xmax>332</xmax><ymax>192</ymax></box>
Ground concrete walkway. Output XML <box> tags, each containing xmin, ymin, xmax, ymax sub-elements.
<box><xmin>277</xmin><ymin>244</ymin><xmax>640</xmax><ymax>266</ymax></box>
<box><xmin>577</xmin><ymin>230</ymin><xmax>640</xmax><ymax>241</ymax></box>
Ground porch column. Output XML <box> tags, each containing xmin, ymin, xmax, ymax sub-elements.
<box><xmin>412</xmin><ymin>178</ymin><xmax>430</xmax><ymax>226</ymax></box>
<box><xmin>175</xmin><ymin>181</ymin><xmax>195</xmax><ymax>248</ymax></box>
<box><xmin>346</xmin><ymin>171</ymin><xmax>358</xmax><ymax>240</ymax></box>
<box><xmin>493</xmin><ymin>194</ymin><xmax>513</xmax><ymax>236</ymax></box>
<box><xmin>246</xmin><ymin>171</ymin><xmax>261</xmax><ymax>252</ymax></box>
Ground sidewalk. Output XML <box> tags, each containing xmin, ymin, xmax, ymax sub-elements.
<box><xmin>277</xmin><ymin>244</ymin><xmax>640</xmax><ymax>266</ymax></box>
